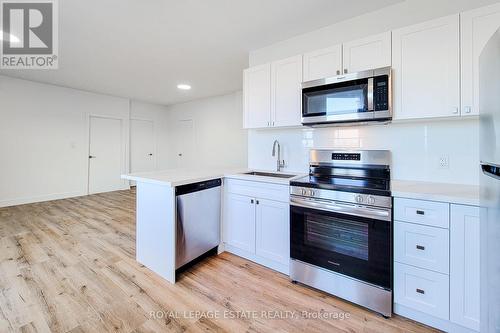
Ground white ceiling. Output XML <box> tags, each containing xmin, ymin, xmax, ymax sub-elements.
<box><xmin>0</xmin><ymin>0</ymin><xmax>402</xmax><ymax>105</ymax></box>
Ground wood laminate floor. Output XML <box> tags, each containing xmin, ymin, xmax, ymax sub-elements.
<box><xmin>0</xmin><ymin>189</ymin><xmax>439</xmax><ymax>333</ymax></box>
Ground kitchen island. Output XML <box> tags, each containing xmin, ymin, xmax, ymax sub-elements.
<box><xmin>121</xmin><ymin>168</ymin><xmax>300</xmax><ymax>283</ymax></box>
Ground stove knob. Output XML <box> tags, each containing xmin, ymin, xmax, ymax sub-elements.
<box><xmin>301</xmin><ymin>189</ymin><xmax>307</xmax><ymax>196</ymax></box>
<box><xmin>367</xmin><ymin>196</ymin><xmax>376</xmax><ymax>205</ymax></box>
<box><xmin>355</xmin><ymin>195</ymin><xmax>363</xmax><ymax>203</ymax></box>
<box><xmin>309</xmin><ymin>189</ymin><xmax>315</xmax><ymax>196</ymax></box>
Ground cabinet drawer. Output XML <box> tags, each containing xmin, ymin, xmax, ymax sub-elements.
<box><xmin>224</xmin><ymin>178</ymin><xmax>289</xmax><ymax>203</ymax></box>
<box><xmin>394</xmin><ymin>222</ymin><xmax>449</xmax><ymax>274</ymax></box>
<box><xmin>394</xmin><ymin>198</ymin><xmax>449</xmax><ymax>228</ymax></box>
<box><xmin>394</xmin><ymin>263</ymin><xmax>449</xmax><ymax>320</ymax></box>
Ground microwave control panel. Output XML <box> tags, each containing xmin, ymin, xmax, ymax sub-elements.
<box><xmin>373</xmin><ymin>76</ymin><xmax>389</xmax><ymax>111</ymax></box>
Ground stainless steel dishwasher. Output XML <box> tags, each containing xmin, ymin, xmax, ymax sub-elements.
<box><xmin>175</xmin><ymin>178</ymin><xmax>221</xmax><ymax>269</ymax></box>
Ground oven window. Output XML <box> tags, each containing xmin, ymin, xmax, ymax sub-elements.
<box><xmin>305</xmin><ymin>212</ymin><xmax>368</xmax><ymax>261</ymax></box>
<box><xmin>302</xmin><ymin>79</ymin><xmax>369</xmax><ymax>118</ymax></box>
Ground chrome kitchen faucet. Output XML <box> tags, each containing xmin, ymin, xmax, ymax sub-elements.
<box><xmin>272</xmin><ymin>140</ymin><xmax>285</xmax><ymax>172</ymax></box>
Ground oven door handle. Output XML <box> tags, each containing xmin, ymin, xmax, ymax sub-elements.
<box><xmin>290</xmin><ymin>197</ymin><xmax>391</xmax><ymax>222</ymax></box>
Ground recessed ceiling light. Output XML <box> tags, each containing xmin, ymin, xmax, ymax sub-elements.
<box><xmin>0</xmin><ymin>30</ymin><xmax>20</xmax><ymax>43</ymax></box>
<box><xmin>177</xmin><ymin>84</ymin><xmax>191</xmax><ymax>90</ymax></box>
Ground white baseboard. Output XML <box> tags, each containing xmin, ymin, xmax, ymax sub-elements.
<box><xmin>0</xmin><ymin>191</ymin><xmax>87</xmax><ymax>208</ymax></box>
<box><xmin>223</xmin><ymin>243</ymin><xmax>289</xmax><ymax>275</ymax></box>
<box><xmin>0</xmin><ymin>185</ymin><xmax>131</xmax><ymax>208</ymax></box>
<box><xmin>394</xmin><ymin>304</ymin><xmax>477</xmax><ymax>333</ymax></box>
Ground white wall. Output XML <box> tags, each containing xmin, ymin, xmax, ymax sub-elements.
<box><xmin>248</xmin><ymin>118</ymin><xmax>479</xmax><ymax>185</ymax></box>
<box><xmin>250</xmin><ymin>0</ymin><xmax>500</xmax><ymax>66</ymax></box>
<box><xmin>0</xmin><ymin>76</ymin><xmax>172</xmax><ymax>207</ymax></box>
<box><xmin>165</xmin><ymin>92</ymin><xmax>247</xmax><ymax>169</ymax></box>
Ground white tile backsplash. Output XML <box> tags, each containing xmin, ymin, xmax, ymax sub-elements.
<box><xmin>248</xmin><ymin>118</ymin><xmax>479</xmax><ymax>185</ymax></box>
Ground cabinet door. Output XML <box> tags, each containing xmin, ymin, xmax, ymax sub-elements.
<box><xmin>450</xmin><ymin>204</ymin><xmax>480</xmax><ymax>331</ymax></box>
<box><xmin>303</xmin><ymin>44</ymin><xmax>342</xmax><ymax>81</ymax></box>
<box><xmin>223</xmin><ymin>193</ymin><xmax>256</xmax><ymax>253</ymax></box>
<box><xmin>255</xmin><ymin>199</ymin><xmax>289</xmax><ymax>266</ymax></box>
<box><xmin>392</xmin><ymin>14</ymin><xmax>460</xmax><ymax>120</ymax></box>
<box><xmin>342</xmin><ymin>31</ymin><xmax>391</xmax><ymax>73</ymax></box>
<box><xmin>271</xmin><ymin>55</ymin><xmax>303</xmax><ymax>127</ymax></box>
<box><xmin>461</xmin><ymin>3</ymin><xmax>500</xmax><ymax>116</ymax></box>
<box><xmin>243</xmin><ymin>64</ymin><xmax>271</xmax><ymax>129</ymax></box>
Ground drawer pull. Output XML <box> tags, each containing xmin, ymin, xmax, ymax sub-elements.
<box><xmin>416</xmin><ymin>245</ymin><xmax>425</xmax><ymax>250</ymax></box>
<box><xmin>416</xmin><ymin>288</ymin><xmax>425</xmax><ymax>294</ymax></box>
<box><xmin>416</xmin><ymin>210</ymin><xmax>425</xmax><ymax>215</ymax></box>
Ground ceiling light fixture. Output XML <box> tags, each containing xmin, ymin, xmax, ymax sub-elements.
<box><xmin>177</xmin><ymin>84</ymin><xmax>191</xmax><ymax>90</ymax></box>
<box><xmin>0</xmin><ymin>30</ymin><xmax>20</xmax><ymax>43</ymax></box>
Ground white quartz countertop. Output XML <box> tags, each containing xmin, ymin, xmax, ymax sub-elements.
<box><xmin>122</xmin><ymin>168</ymin><xmax>305</xmax><ymax>187</ymax></box>
<box><xmin>392</xmin><ymin>180</ymin><xmax>480</xmax><ymax>206</ymax></box>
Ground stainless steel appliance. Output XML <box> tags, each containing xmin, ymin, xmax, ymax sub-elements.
<box><xmin>479</xmin><ymin>28</ymin><xmax>500</xmax><ymax>333</ymax></box>
<box><xmin>175</xmin><ymin>179</ymin><xmax>221</xmax><ymax>269</ymax></box>
<box><xmin>290</xmin><ymin>150</ymin><xmax>392</xmax><ymax>317</ymax></box>
<box><xmin>302</xmin><ymin>67</ymin><xmax>391</xmax><ymax>126</ymax></box>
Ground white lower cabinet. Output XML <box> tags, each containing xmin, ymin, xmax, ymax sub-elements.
<box><xmin>224</xmin><ymin>193</ymin><xmax>256</xmax><ymax>253</ymax></box>
<box><xmin>255</xmin><ymin>198</ymin><xmax>289</xmax><ymax>266</ymax></box>
<box><xmin>223</xmin><ymin>179</ymin><xmax>290</xmax><ymax>274</ymax></box>
<box><xmin>394</xmin><ymin>198</ymin><xmax>480</xmax><ymax>332</ymax></box>
<box><xmin>450</xmin><ymin>205</ymin><xmax>480</xmax><ymax>331</ymax></box>
<box><xmin>394</xmin><ymin>262</ymin><xmax>449</xmax><ymax>320</ymax></box>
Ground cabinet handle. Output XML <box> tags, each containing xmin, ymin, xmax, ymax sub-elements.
<box><xmin>344</xmin><ymin>69</ymin><xmax>348</xmax><ymax>74</ymax></box>
<box><xmin>416</xmin><ymin>210</ymin><xmax>425</xmax><ymax>215</ymax></box>
<box><xmin>250</xmin><ymin>199</ymin><xmax>254</xmax><ymax>204</ymax></box>
<box><xmin>452</xmin><ymin>107</ymin><xmax>459</xmax><ymax>114</ymax></box>
<box><xmin>272</xmin><ymin>121</ymin><xmax>275</xmax><ymax>127</ymax></box>
<box><xmin>416</xmin><ymin>245</ymin><xmax>425</xmax><ymax>250</ymax></box>
<box><xmin>256</xmin><ymin>200</ymin><xmax>259</xmax><ymax>205</ymax></box>
<box><xmin>464</xmin><ymin>106</ymin><xmax>472</xmax><ymax>114</ymax></box>
<box><xmin>267</xmin><ymin>121</ymin><xmax>270</xmax><ymax>127</ymax></box>
<box><xmin>336</xmin><ymin>70</ymin><xmax>340</xmax><ymax>75</ymax></box>
<box><xmin>416</xmin><ymin>288</ymin><xmax>425</xmax><ymax>295</ymax></box>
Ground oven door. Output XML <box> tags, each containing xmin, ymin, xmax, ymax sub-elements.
<box><xmin>302</xmin><ymin>76</ymin><xmax>374</xmax><ymax>124</ymax></box>
<box><xmin>290</xmin><ymin>196</ymin><xmax>392</xmax><ymax>290</ymax></box>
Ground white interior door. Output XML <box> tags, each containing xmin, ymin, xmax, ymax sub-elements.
<box><xmin>131</xmin><ymin>119</ymin><xmax>155</xmax><ymax>173</ymax></box>
<box><xmin>88</xmin><ymin>116</ymin><xmax>125</xmax><ymax>194</ymax></box>
<box><xmin>175</xmin><ymin>119</ymin><xmax>195</xmax><ymax>168</ymax></box>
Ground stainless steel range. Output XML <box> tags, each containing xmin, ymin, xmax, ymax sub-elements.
<box><xmin>290</xmin><ymin>149</ymin><xmax>392</xmax><ymax>317</ymax></box>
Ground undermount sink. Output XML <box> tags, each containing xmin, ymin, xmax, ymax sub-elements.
<box><xmin>243</xmin><ymin>171</ymin><xmax>296</xmax><ymax>179</ymax></box>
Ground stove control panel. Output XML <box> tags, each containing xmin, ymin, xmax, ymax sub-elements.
<box><xmin>290</xmin><ymin>186</ymin><xmax>392</xmax><ymax>209</ymax></box>
<box><xmin>331</xmin><ymin>153</ymin><xmax>361</xmax><ymax>161</ymax></box>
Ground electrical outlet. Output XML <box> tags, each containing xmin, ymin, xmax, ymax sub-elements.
<box><xmin>438</xmin><ymin>156</ymin><xmax>450</xmax><ymax>169</ymax></box>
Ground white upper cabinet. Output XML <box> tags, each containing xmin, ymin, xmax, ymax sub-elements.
<box><xmin>271</xmin><ymin>55</ymin><xmax>303</xmax><ymax>127</ymax></box>
<box><xmin>243</xmin><ymin>63</ymin><xmax>271</xmax><ymax>129</ymax></box>
<box><xmin>450</xmin><ymin>204</ymin><xmax>480</xmax><ymax>331</ymax></box>
<box><xmin>392</xmin><ymin>14</ymin><xmax>460</xmax><ymax>120</ymax></box>
<box><xmin>303</xmin><ymin>44</ymin><xmax>342</xmax><ymax>82</ymax></box>
<box><xmin>342</xmin><ymin>31</ymin><xmax>392</xmax><ymax>73</ymax></box>
<box><xmin>461</xmin><ymin>3</ymin><xmax>500</xmax><ymax>116</ymax></box>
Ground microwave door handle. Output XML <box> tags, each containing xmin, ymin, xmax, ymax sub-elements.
<box><xmin>367</xmin><ymin>77</ymin><xmax>374</xmax><ymax>111</ymax></box>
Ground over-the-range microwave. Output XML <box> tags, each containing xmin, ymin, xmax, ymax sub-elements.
<box><xmin>301</xmin><ymin>67</ymin><xmax>392</xmax><ymax>126</ymax></box>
